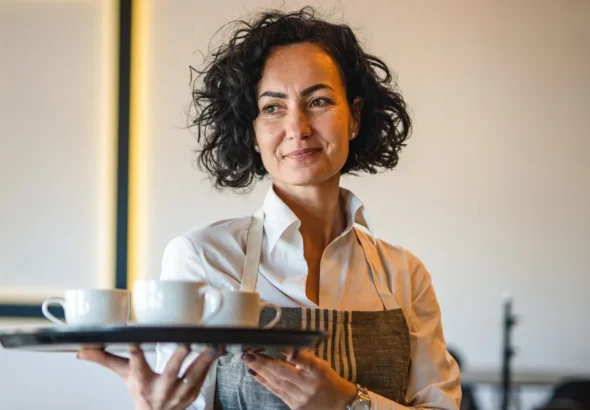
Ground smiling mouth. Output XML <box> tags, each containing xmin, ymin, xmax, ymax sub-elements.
<box><xmin>283</xmin><ymin>148</ymin><xmax>322</xmax><ymax>160</ymax></box>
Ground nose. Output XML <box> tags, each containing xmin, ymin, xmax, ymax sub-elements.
<box><xmin>285</xmin><ymin>108</ymin><xmax>311</xmax><ymax>140</ymax></box>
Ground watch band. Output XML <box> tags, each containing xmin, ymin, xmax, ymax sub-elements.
<box><xmin>345</xmin><ymin>384</ymin><xmax>371</xmax><ymax>410</ymax></box>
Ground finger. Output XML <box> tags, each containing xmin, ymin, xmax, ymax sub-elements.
<box><xmin>243</xmin><ymin>352</ymin><xmax>301</xmax><ymax>381</ymax></box>
<box><xmin>162</xmin><ymin>344</ymin><xmax>191</xmax><ymax>380</ymax></box>
<box><xmin>242</xmin><ymin>353</ymin><xmax>305</xmax><ymax>394</ymax></box>
<box><xmin>177</xmin><ymin>351</ymin><xmax>220</xmax><ymax>400</ymax></box>
<box><xmin>244</xmin><ymin>346</ymin><xmax>264</xmax><ymax>355</ymax></box>
<box><xmin>78</xmin><ymin>348</ymin><xmax>130</xmax><ymax>379</ymax></box>
<box><xmin>128</xmin><ymin>344</ymin><xmax>153</xmax><ymax>380</ymax></box>
<box><xmin>284</xmin><ymin>349</ymin><xmax>318</xmax><ymax>372</ymax></box>
<box><xmin>280</xmin><ymin>347</ymin><xmax>300</xmax><ymax>362</ymax></box>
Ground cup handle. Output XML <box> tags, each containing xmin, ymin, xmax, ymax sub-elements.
<box><xmin>260</xmin><ymin>302</ymin><xmax>282</xmax><ymax>329</ymax></box>
<box><xmin>41</xmin><ymin>297</ymin><xmax>66</xmax><ymax>325</ymax></box>
<box><xmin>199</xmin><ymin>287</ymin><xmax>223</xmax><ymax>324</ymax></box>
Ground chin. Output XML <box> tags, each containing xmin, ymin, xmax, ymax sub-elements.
<box><xmin>271</xmin><ymin>160</ymin><xmax>344</xmax><ymax>187</ymax></box>
<box><xmin>280</xmin><ymin>170</ymin><xmax>341</xmax><ymax>187</ymax></box>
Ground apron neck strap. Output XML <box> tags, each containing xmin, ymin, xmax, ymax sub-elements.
<box><xmin>239</xmin><ymin>208</ymin><xmax>264</xmax><ymax>292</ymax></box>
<box><xmin>354</xmin><ymin>228</ymin><xmax>399</xmax><ymax>311</ymax></box>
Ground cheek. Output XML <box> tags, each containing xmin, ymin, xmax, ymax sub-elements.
<box><xmin>323</xmin><ymin>126</ymin><xmax>350</xmax><ymax>155</ymax></box>
<box><xmin>315</xmin><ymin>112</ymin><xmax>349</xmax><ymax>143</ymax></box>
<box><xmin>254</xmin><ymin>123</ymin><xmax>282</xmax><ymax>157</ymax></box>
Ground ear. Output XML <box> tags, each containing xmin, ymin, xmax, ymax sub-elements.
<box><xmin>349</xmin><ymin>97</ymin><xmax>363</xmax><ymax>139</ymax></box>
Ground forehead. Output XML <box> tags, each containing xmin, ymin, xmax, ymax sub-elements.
<box><xmin>257</xmin><ymin>42</ymin><xmax>344</xmax><ymax>93</ymax></box>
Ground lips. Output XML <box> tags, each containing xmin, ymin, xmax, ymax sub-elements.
<box><xmin>284</xmin><ymin>148</ymin><xmax>321</xmax><ymax>159</ymax></box>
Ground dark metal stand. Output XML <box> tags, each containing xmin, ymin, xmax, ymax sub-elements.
<box><xmin>501</xmin><ymin>298</ymin><xmax>518</xmax><ymax>410</ymax></box>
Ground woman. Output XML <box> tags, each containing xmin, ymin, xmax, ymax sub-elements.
<box><xmin>79</xmin><ymin>7</ymin><xmax>461</xmax><ymax>410</ymax></box>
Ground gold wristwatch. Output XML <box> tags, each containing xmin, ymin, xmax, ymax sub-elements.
<box><xmin>345</xmin><ymin>384</ymin><xmax>371</xmax><ymax>410</ymax></box>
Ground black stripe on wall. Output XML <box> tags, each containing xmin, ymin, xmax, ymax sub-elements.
<box><xmin>114</xmin><ymin>0</ymin><xmax>132</xmax><ymax>290</ymax></box>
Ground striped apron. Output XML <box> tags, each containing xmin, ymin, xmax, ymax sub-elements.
<box><xmin>213</xmin><ymin>210</ymin><xmax>411</xmax><ymax>409</ymax></box>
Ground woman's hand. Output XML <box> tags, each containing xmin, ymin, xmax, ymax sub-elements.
<box><xmin>78</xmin><ymin>344</ymin><xmax>218</xmax><ymax>410</ymax></box>
<box><xmin>242</xmin><ymin>349</ymin><xmax>358</xmax><ymax>410</ymax></box>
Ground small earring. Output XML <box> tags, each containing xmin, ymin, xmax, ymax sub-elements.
<box><xmin>254</xmin><ymin>145</ymin><xmax>260</xmax><ymax>153</ymax></box>
<box><xmin>350</xmin><ymin>132</ymin><xmax>356</xmax><ymax>140</ymax></box>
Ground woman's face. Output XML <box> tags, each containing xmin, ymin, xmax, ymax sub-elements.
<box><xmin>253</xmin><ymin>42</ymin><xmax>361</xmax><ymax>188</ymax></box>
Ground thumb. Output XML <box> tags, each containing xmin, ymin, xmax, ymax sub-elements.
<box><xmin>78</xmin><ymin>348</ymin><xmax>130</xmax><ymax>379</ymax></box>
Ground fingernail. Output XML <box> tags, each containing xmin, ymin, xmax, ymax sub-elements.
<box><xmin>242</xmin><ymin>353</ymin><xmax>256</xmax><ymax>363</ymax></box>
<box><xmin>247</xmin><ymin>369</ymin><xmax>257</xmax><ymax>376</ymax></box>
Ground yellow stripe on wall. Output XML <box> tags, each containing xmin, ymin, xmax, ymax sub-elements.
<box><xmin>127</xmin><ymin>0</ymin><xmax>150</xmax><ymax>290</ymax></box>
<box><xmin>98</xmin><ymin>0</ymin><xmax>119</xmax><ymax>289</ymax></box>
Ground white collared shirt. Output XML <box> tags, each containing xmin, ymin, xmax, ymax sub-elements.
<box><xmin>155</xmin><ymin>187</ymin><xmax>461</xmax><ymax>410</ymax></box>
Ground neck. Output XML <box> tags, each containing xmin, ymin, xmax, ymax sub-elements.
<box><xmin>273</xmin><ymin>176</ymin><xmax>345</xmax><ymax>248</ymax></box>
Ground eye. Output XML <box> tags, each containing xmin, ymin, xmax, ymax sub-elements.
<box><xmin>309</xmin><ymin>97</ymin><xmax>332</xmax><ymax>108</ymax></box>
<box><xmin>261</xmin><ymin>104</ymin><xmax>282</xmax><ymax>114</ymax></box>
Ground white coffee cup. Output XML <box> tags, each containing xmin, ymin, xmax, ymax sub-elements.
<box><xmin>206</xmin><ymin>291</ymin><xmax>281</xmax><ymax>328</ymax></box>
<box><xmin>41</xmin><ymin>289</ymin><xmax>130</xmax><ymax>326</ymax></box>
<box><xmin>133</xmin><ymin>280</ymin><xmax>223</xmax><ymax>325</ymax></box>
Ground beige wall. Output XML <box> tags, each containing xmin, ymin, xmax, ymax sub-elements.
<box><xmin>1</xmin><ymin>1</ymin><xmax>589</xmax><ymax>409</ymax></box>
<box><xmin>0</xmin><ymin>0</ymin><xmax>118</xmax><ymax>303</ymax></box>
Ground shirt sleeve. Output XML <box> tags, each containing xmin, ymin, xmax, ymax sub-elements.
<box><xmin>154</xmin><ymin>235</ymin><xmax>217</xmax><ymax>410</ymax></box>
<box><xmin>367</xmin><ymin>249</ymin><xmax>462</xmax><ymax>410</ymax></box>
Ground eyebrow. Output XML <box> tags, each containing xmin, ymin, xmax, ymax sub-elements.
<box><xmin>257</xmin><ymin>83</ymin><xmax>334</xmax><ymax>100</ymax></box>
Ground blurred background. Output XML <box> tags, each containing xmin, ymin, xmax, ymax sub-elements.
<box><xmin>1</xmin><ymin>0</ymin><xmax>589</xmax><ymax>409</ymax></box>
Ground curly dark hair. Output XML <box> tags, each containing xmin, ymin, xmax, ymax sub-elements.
<box><xmin>190</xmin><ymin>7</ymin><xmax>412</xmax><ymax>189</ymax></box>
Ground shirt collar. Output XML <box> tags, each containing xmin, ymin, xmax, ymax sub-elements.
<box><xmin>261</xmin><ymin>186</ymin><xmax>377</xmax><ymax>252</ymax></box>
